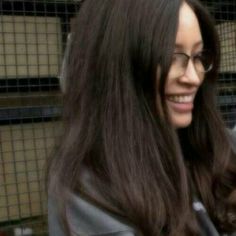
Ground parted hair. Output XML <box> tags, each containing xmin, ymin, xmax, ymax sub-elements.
<box><xmin>47</xmin><ymin>0</ymin><xmax>236</xmax><ymax>235</ymax></box>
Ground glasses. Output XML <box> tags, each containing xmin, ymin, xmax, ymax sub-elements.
<box><xmin>170</xmin><ymin>51</ymin><xmax>213</xmax><ymax>77</ymax></box>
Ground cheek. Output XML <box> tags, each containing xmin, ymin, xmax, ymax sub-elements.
<box><xmin>164</xmin><ymin>74</ymin><xmax>173</xmax><ymax>94</ymax></box>
<box><xmin>200</xmin><ymin>74</ymin><xmax>205</xmax><ymax>85</ymax></box>
<box><xmin>165</xmin><ymin>68</ymin><xmax>176</xmax><ymax>83</ymax></box>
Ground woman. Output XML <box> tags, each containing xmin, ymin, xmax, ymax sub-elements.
<box><xmin>47</xmin><ymin>0</ymin><xmax>236</xmax><ymax>235</ymax></box>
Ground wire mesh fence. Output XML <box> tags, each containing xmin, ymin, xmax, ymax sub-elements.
<box><xmin>0</xmin><ymin>0</ymin><xmax>235</xmax><ymax>235</ymax></box>
<box><xmin>0</xmin><ymin>0</ymin><xmax>81</xmax><ymax>235</ymax></box>
<box><xmin>201</xmin><ymin>0</ymin><xmax>236</xmax><ymax>129</ymax></box>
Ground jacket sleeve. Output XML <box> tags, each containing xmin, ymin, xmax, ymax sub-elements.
<box><xmin>48</xmin><ymin>195</ymin><xmax>66</xmax><ymax>236</ymax></box>
<box><xmin>48</xmin><ymin>192</ymin><xmax>136</xmax><ymax>236</ymax></box>
<box><xmin>229</xmin><ymin>129</ymin><xmax>236</xmax><ymax>154</ymax></box>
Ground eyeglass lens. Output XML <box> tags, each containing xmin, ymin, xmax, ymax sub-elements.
<box><xmin>171</xmin><ymin>51</ymin><xmax>213</xmax><ymax>77</ymax></box>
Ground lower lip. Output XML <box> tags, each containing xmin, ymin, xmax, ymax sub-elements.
<box><xmin>166</xmin><ymin>99</ymin><xmax>193</xmax><ymax>113</ymax></box>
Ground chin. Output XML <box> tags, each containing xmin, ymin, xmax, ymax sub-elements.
<box><xmin>170</xmin><ymin>114</ymin><xmax>193</xmax><ymax>129</ymax></box>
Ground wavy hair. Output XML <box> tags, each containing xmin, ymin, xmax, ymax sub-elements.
<box><xmin>47</xmin><ymin>0</ymin><xmax>236</xmax><ymax>235</ymax></box>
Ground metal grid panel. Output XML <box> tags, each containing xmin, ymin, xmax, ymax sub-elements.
<box><xmin>0</xmin><ymin>0</ymin><xmax>235</xmax><ymax>236</ymax></box>
<box><xmin>202</xmin><ymin>0</ymin><xmax>236</xmax><ymax>129</ymax></box>
<box><xmin>0</xmin><ymin>0</ymin><xmax>80</xmax><ymax>235</ymax></box>
<box><xmin>217</xmin><ymin>20</ymin><xmax>236</xmax><ymax>129</ymax></box>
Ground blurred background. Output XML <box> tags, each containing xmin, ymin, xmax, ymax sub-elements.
<box><xmin>0</xmin><ymin>0</ymin><xmax>235</xmax><ymax>235</ymax></box>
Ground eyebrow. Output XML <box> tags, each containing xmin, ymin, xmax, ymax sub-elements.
<box><xmin>174</xmin><ymin>41</ymin><xmax>203</xmax><ymax>50</ymax></box>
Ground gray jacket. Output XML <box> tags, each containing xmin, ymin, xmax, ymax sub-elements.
<box><xmin>48</xmin><ymin>193</ymin><xmax>136</xmax><ymax>236</ymax></box>
<box><xmin>48</xmin><ymin>130</ymin><xmax>236</xmax><ymax>236</ymax></box>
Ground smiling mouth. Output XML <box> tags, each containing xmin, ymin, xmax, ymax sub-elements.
<box><xmin>166</xmin><ymin>94</ymin><xmax>195</xmax><ymax>103</ymax></box>
<box><xmin>165</xmin><ymin>94</ymin><xmax>195</xmax><ymax>113</ymax></box>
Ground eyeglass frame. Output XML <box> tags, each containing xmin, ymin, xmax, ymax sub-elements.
<box><xmin>170</xmin><ymin>51</ymin><xmax>213</xmax><ymax>77</ymax></box>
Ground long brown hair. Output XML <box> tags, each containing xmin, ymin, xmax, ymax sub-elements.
<box><xmin>47</xmin><ymin>0</ymin><xmax>236</xmax><ymax>235</ymax></box>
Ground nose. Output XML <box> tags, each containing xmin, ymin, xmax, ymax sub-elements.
<box><xmin>180</xmin><ymin>60</ymin><xmax>203</xmax><ymax>86</ymax></box>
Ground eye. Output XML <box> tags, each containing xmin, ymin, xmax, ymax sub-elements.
<box><xmin>172</xmin><ymin>53</ymin><xmax>185</xmax><ymax>65</ymax></box>
<box><xmin>193</xmin><ymin>52</ymin><xmax>204</xmax><ymax>62</ymax></box>
<box><xmin>172</xmin><ymin>54</ymin><xmax>179</xmax><ymax>63</ymax></box>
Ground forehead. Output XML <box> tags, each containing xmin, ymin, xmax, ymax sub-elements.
<box><xmin>175</xmin><ymin>2</ymin><xmax>203</xmax><ymax>50</ymax></box>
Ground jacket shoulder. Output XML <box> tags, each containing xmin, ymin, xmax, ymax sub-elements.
<box><xmin>48</xmin><ymin>192</ymin><xmax>136</xmax><ymax>236</ymax></box>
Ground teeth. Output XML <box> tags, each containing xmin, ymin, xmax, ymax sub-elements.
<box><xmin>168</xmin><ymin>95</ymin><xmax>194</xmax><ymax>103</ymax></box>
